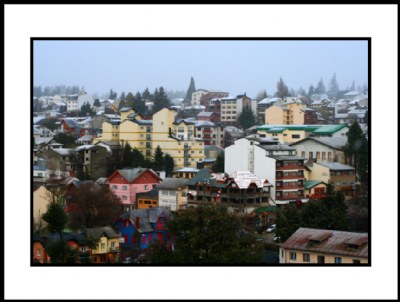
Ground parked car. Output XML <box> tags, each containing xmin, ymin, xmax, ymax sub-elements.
<box><xmin>122</xmin><ymin>257</ymin><xmax>132</xmax><ymax>264</ymax></box>
<box><xmin>266</xmin><ymin>224</ymin><xmax>277</xmax><ymax>233</ymax></box>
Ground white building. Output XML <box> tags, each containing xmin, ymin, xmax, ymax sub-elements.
<box><xmin>157</xmin><ymin>178</ymin><xmax>189</xmax><ymax>211</ymax></box>
<box><xmin>225</xmin><ymin>136</ymin><xmax>307</xmax><ymax>205</ymax></box>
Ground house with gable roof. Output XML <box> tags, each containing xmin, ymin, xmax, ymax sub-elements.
<box><xmin>114</xmin><ymin>207</ymin><xmax>172</xmax><ymax>252</ymax></box>
<box><xmin>107</xmin><ymin>168</ymin><xmax>163</xmax><ymax>211</ymax></box>
<box><xmin>279</xmin><ymin>227</ymin><xmax>368</xmax><ymax>264</ymax></box>
<box><xmin>289</xmin><ymin>137</ymin><xmax>347</xmax><ymax>164</ymax></box>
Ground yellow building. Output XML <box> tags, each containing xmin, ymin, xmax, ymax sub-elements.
<box><xmin>94</xmin><ymin>108</ymin><xmax>205</xmax><ymax>168</ymax></box>
<box><xmin>265</xmin><ymin>102</ymin><xmax>307</xmax><ymax>125</ymax></box>
<box><xmin>85</xmin><ymin>226</ymin><xmax>122</xmax><ymax>263</ymax></box>
<box><xmin>280</xmin><ymin>227</ymin><xmax>368</xmax><ymax>264</ymax></box>
<box><xmin>306</xmin><ymin>162</ymin><xmax>356</xmax><ymax>199</ymax></box>
<box><xmin>33</xmin><ymin>186</ymin><xmax>53</xmax><ymax>232</ymax></box>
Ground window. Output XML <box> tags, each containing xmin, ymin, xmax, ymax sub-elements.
<box><xmin>316</xmin><ymin>152</ymin><xmax>320</xmax><ymax>159</ymax></box>
<box><xmin>292</xmin><ymin>134</ymin><xmax>300</xmax><ymax>139</ymax></box>
<box><xmin>122</xmin><ymin>185</ymin><xmax>127</xmax><ymax>190</ymax></box>
<box><xmin>303</xmin><ymin>253</ymin><xmax>310</xmax><ymax>262</ymax></box>
<box><xmin>101</xmin><ymin>243</ymin><xmax>105</xmax><ymax>249</ymax></box>
<box><xmin>322</xmin><ymin>152</ymin><xmax>326</xmax><ymax>160</ymax></box>
<box><xmin>111</xmin><ymin>242</ymin><xmax>115</xmax><ymax>249</ymax></box>
<box><xmin>290</xmin><ymin>252</ymin><xmax>297</xmax><ymax>260</ymax></box>
<box><xmin>353</xmin><ymin>259</ymin><xmax>361</xmax><ymax>264</ymax></box>
<box><xmin>317</xmin><ymin>255</ymin><xmax>325</xmax><ymax>263</ymax></box>
<box><xmin>301</xmin><ymin>151</ymin><xmax>305</xmax><ymax>158</ymax></box>
<box><xmin>37</xmin><ymin>249</ymin><xmax>41</xmax><ymax>257</ymax></box>
<box><xmin>309</xmin><ymin>152</ymin><xmax>313</xmax><ymax>158</ymax></box>
<box><xmin>328</xmin><ymin>152</ymin><xmax>332</xmax><ymax>160</ymax></box>
<box><xmin>112</xmin><ymin>185</ymin><xmax>118</xmax><ymax>189</ymax></box>
<box><xmin>144</xmin><ymin>185</ymin><xmax>148</xmax><ymax>190</ymax></box>
<box><xmin>335</xmin><ymin>257</ymin><xmax>342</xmax><ymax>264</ymax></box>
<box><xmin>122</xmin><ymin>195</ymin><xmax>127</xmax><ymax>200</ymax></box>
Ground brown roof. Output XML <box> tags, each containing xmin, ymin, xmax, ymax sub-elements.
<box><xmin>280</xmin><ymin>227</ymin><xmax>368</xmax><ymax>258</ymax></box>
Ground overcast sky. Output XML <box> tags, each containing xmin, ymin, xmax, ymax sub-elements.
<box><xmin>34</xmin><ymin>39</ymin><xmax>368</xmax><ymax>98</ymax></box>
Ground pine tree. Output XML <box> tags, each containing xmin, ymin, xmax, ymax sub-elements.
<box><xmin>133</xmin><ymin>92</ymin><xmax>147</xmax><ymax>114</ymax></box>
<box><xmin>42</xmin><ymin>201</ymin><xmax>68</xmax><ymax>238</ymax></box>
<box><xmin>152</xmin><ymin>145</ymin><xmax>164</xmax><ymax>171</ymax></box>
<box><xmin>316</xmin><ymin>78</ymin><xmax>326</xmax><ymax>94</ymax></box>
<box><xmin>238</xmin><ymin>106</ymin><xmax>256</xmax><ymax>130</ymax></box>
<box><xmin>152</xmin><ymin>86</ymin><xmax>171</xmax><ymax>114</ymax></box>
<box><xmin>122</xmin><ymin>144</ymin><xmax>134</xmax><ymax>168</ymax></box>
<box><xmin>185</xmin><ymin>76</ymin><xmax>196</xmax><ymax>103</ymax></box>
<box><xmin>307</xmin><ymin>84</ymin><xmax>315</xmax><ymax>97</ymax></box>
<box><xmin>93</xmin><ymin>99</ymin><xmax>101</xmax><ymax>107</ymax></box>
<box><xmin>343</xmin><ymin>121</ymin><xmax>368</xmax><ymax>184</ymax></box>
<box><xmin>211</xmin><ymin>153</ymin><xmax>224</xmax><ymax>173</ymax></box>
<box><xmin>328</xmin><ymin>73</ymin><xmax>340</xmax><ymax>99</ymax></box>
<box><xmin>164</xmin><ymin>153</ymin><xmax>175</xmax><ymax>177</ymax></box>
<box><xmin>276</xmin><ymin>77</ymin><xmax>289</xmax><ymax>98</ymax></box>
<box><xmin>256</xmin><ymin>90</ymin><xmax>268</xmax><ymax>102</ymax></box>
<box><xmin>142</xmin><ymin>88</ymin><xmax>152</xmax><ymax>101</ymax></box>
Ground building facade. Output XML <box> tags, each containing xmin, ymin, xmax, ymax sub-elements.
<box><xmin>279</xmin><ymin>227</ymin><xmax>368</xmax><ymax>264</ymax></box>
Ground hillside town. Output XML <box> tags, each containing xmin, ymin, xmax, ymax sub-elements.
<box><xmin>32</xmin><ymin>82</ymin><xmax>369</xmax><ymax>265</ymax></box>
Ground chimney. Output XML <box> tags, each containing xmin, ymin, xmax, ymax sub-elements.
<box><xmin>135</xmin><ymin>217</ymin><xmax>140</xmax><ymax>229</ymax></box>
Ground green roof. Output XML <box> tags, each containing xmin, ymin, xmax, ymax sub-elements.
<box><xmin>304</xmin><ymin>180</ymin><xmax>324</xmax><ymax>189</ymax></box>
<box><xmin>254</xmin><ymin>206</ymin><xmax>279</xmax><ymax>213</ymax></box>
<box><xmin>311</xmin><ymin>124</ymin><xmax>348</xmax><ymax>135</ymax></box>
<box><xmin>257</xmin><ymin>124</ymin><xmax>346</xmax><ymax>135</ymax></box>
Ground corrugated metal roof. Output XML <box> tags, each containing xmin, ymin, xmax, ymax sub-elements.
<box><xmin>280</xmin><ymin>227</ymin><xmax>368</xmax><ymax>258</ymax></box>
<box><xmin>85</xmin><ymin>226</ymin><xmax>121</xmax><ymax>239</ymax></box>
<box><xmin>156</xmin><ymin>178</ymin><xmax>189</xmax><ymax>190</ymax></box>
<box><xmin>116</xmin><ymin>168</ymin><xmax>158</xmax><ymax>183</ymax></box>
<box><xmin>317</xmin><ymin>162</ymin><xmax>355</xmax><ymax>171</ymax></box>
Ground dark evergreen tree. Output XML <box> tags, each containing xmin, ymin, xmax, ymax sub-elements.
<box><xmin>238</xmin><ymin>106</ymin><xmax>256</xmax><ymax>130</ymax></box>
<box><xmin>211</xmin><ymin>153</ymin><xmax>224</xmax><ymax>173</ymax></box>
<box><xmin>315</xmin><ymin>78</ymin><xmax>326</xmax><ymax>94</ymax></box>
<box><xmin>148</xmin><ymin>205</ymin><xmax>263</xmax><ymax>264</ymax></box>
<box><xmin>131</xmin><ymin>147</ymin><xmax>147</xmax><ymax>168</ymax></box>
<box><xmin>42</xmin><ymin>201</ymin><xmax>68</xmax><ymax>239</ymax></box>
<box><xmin>328</xmin><ymin>73</ymin><xmax>340</xmax><ymax>99</ymax></box>
<box><xmin>79</xmin><ymin>101</ymin><xmax>94</xmax><ymax>117</ymax></box>
<box><xmin>164</xmin><ymin>153</ymin><xmax>175</xmax><ymax>177</ymax></box>
<box><xmin>152</xmin><ymin>145</ymin><xmax>164</xmax><ymax>171</ymax></box>
<box><xmin>185</xmin><ymin>76</ymin><xmax>196</xmax><ymax>103</ymax></box>
<box><xmin>109</xmin><ymin>89</ymin><xmax>117</xmax><ymax>100</ymax></box>
<box><xmin>307</xmin><ymin>84</ymin><xmax>315</xmax><ymax>97</ymax></box>
<box><xmin>133</xmin><ymin>92</ymin><xmax>147</xmax><ymax>114</ymax></box>
<box><xmin>93</xmin><ymin>99</ymin><xmax>101</xmax><ymax>107</ymax></box>
<box><xmin>53</xmin><ymin>132</ymin><xmax>77</xmax><ymax>147</ymax></box>
<box><xmin>124</xmin><ymin>92</ymin><xmax>135</xmax><ymax>108</ymax></box>
<box><xmin>142</xmin><ymin>88</ymin><xmax>152</xmax><ymax>101</ymax></box>
<box><xmin>256</xmin><ymin>89</ymin><xmax>268</xmax><ymax>102</ymax></box>
<box><xmin>350</xmin><ymin>80</ymin><xmax>356</xmax><ymax>91</ymax></box>
<box><xmin>276</xmin><ymin>77</ymin><xmax>289</xmax><ymax>98</ymax></box>
<box><xmin>343</xmin><ymin>121</ymin><xmax>368</xmax><ymax>184</ymax></box>
<box><xmin>122</xmin><ymin>144</ymin><xmax>134</xmax><ymax>168</ymax></box>
<box><xmin>152</xmin><ymin>86</ymin><xmax>171</xmax><ymax>114</ymax></box>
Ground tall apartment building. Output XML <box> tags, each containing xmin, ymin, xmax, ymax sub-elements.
<box><xmin>94</xmin><ymin>108</ymin><xmax>205</xmax><ymax>168</ymax></box>
<box><xmin>220</xmin><ymin>94</ymin><xmax>257</xmax><ymax>127</ymax></box>
<box><xmin>265</xmin><ymin>102</ymin><xmax>311</xmax><ymax>125</ymax></box>
<box><xmin>225</xmin><ymin>136</ymin><xmax>307</xmax><ymax>205</ymax></box>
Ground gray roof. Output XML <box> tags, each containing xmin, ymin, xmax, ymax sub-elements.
<box><xmin>290</xmin><ymin>137</ymin><xmax>347</xmax><ymax>150</ymax></box>
<box><xmin>120</xmin><ymin>207</ymin><xmax>172</xmax><ymax>233</ymax></box>
<box><xmin>120</xmin><ymin>107</ymin><xmax>133</xmax><ymax>112</ymax></box>
<box><xmin>117</xmin><ymin>168</ymin><xmax>159</xmax><ymax>183</ymax></box>
<box><xmin>53</xmin><ymin>148</ymin><xmax>73</xmax><ymax>156</ymax></box>
<box><xmin>85</xmin><ymin>226</ymin><xmax>121</xmax><ymax>239</ymax></box>
<box><xmin>317</xmin><ymin>162</ymin><xmax>355</xmax><ymax>171</ymax></box>
<box><xmin>156</xmin><ymin>178</ymin><xmax>190</xmax><ymax>190</ymax></box>
<box><xmin>63</xmin><ymin>118</ymin><xmax>80</xmax><ymax>128</ymax></box>
<box><xmin>256</xmin><ymin>144</ymin><xmax>295</xmax><ymax>152</ymax></box>
<box><xmin>197</xmin><ymin>111</ymin><xmax>215</xmax><ymax>117</ymax></box>
<box><xmin>269</xmin><ymin>155</ymin><xmax>306</xmax><ymax>161</ymax></box>
<box><xmin>280</xmin><ymin>227</ymin><xmax>368</xmax><ymax>258</ymax></box>
<box><xmin>195</xmin><ymin>120</ymin><xmax>217</xmax><ymax>127</ymax></box>
<box><xmin>133</xmin><ymin>119</ymin><xmax>153</xmax><ymax>125</ymax></box>
<box><xmin>35</xmin><ymin>137</ymin><xmax>54</xmax><ymax>146</ymax></box>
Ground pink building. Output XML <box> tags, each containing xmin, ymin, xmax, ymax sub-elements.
<box><xmin>108</xmin><ymin>168</ymin><xmax>162</xmax><ymax>211</ymax></box>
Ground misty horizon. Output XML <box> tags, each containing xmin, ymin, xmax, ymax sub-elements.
<box><xmin>34</xmin><ymin>39</ymin><xmax>368</xmax><ymax>100</ymax></box>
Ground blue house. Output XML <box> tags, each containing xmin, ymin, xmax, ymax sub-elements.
<box><xmin>114</xmin><ymin>207</ymin><xmax>172</xmax><ymax>250</ymax></box>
